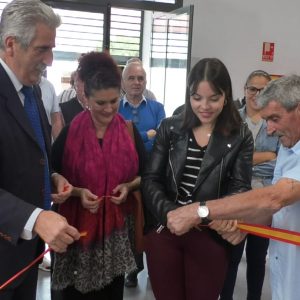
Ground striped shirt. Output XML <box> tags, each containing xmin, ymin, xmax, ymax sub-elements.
<box><xmin>177</xmin><ymin>131</ymin><xmax>207</xmax><ymax>205</ymax></box>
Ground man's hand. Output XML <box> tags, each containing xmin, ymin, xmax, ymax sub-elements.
<box><xmin>147</xmin><ymin>129</ymin><xmax>156</xmax><ymax>139</ymax></box>
<box><xmin>51</xmin><ymin>173</ymin><xmax>73</xmax><ymax>204</ymax></box>
<box><xmin>220</xmin><ymin>231</ymin><xmax>247</xmax><ymax>245</ymax></box>
<box><xmin>34</xmin><ymin>210</ymin><xmax>80</xmax><ymax>253</ymax></box>
<box><xmin>167</xmin><ymin>202</ymin><xmax>200</xmax><ymax>235</ymax></box>
<box><xmin>209</xmin><ymin>220</ymin><xmax>246</xmax><ymax>245</ymax></box>
<box><xmin>209</xmin><ymin>219</ymin><xmax>238</xmax><ymax>233</ymax></box>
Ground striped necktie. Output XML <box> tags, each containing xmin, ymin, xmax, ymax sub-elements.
<box><xmin>21</xmin><ymin>86</ymin><xmax>51</xmax><ymax>209</ymax></box>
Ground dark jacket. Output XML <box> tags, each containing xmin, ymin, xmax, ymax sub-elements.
<box><xmin>0</xmin><ymin>64</ymin><xmax>51</xmax><ymax>285</ymax></box>
<box><xmin>141</xmin><ymin>114</ymin><xmax>254</xmax><ymax>231</ymax></box>
<box><xmin>60</xmin><ymin>96</ymin><xmax>84</xmax><ymax>125</ymax></box>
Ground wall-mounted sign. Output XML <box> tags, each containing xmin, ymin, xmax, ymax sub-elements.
<box><xmin>262</xmin><ymin>42</ymin><xmax>275</xmax><ymax>62</ymax></box>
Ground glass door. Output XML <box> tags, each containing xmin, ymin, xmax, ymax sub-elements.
<box><xmin>47</xmin><ymin>7</ymin><xmax>105</xmax><ymax>94</ymax></box>
<box><xmin>44</xmin><ymin>5</ymin><xmax>142</xmax><ymax>95</ymax></box>
<box><xmin>149</xmin><ymin>5</ymin><xmax>193</xmax><ymax>116</ymax></box>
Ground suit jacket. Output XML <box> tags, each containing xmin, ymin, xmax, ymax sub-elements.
<box><xmin>0</xmin><ymin>64</ymin><xmax>51</xmax><ymax>286</ymax></box>
<box><xmin>59</xmin><ymin>97</ymin><xmax>84</xmax><ymax>125</ymax></box>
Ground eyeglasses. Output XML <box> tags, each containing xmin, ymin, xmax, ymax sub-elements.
<box><xmin>246</xmin><ymin>86</ymin><xmax>265</xmax><ymax>95</ymax></box>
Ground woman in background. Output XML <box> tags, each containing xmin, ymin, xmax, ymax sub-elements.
<box><xmin>51</xmin><ymin>52</ymin><xmax>146</xmax><ymax>300</ymax></box>
<box><xmin>220</xmin><ymin>70</ymin><xmax>280</xmax><ymax>300</ymax></box>
<box><xmin>142</xmin><ymin>58</ymin><xmax>254</xmax><ymax>300</ymax></box>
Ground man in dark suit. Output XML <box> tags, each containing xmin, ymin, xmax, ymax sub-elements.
<box><xmin>0</xmin><ymin>1</ymin><xmax>80</xmax><ymax>299</ymax></box>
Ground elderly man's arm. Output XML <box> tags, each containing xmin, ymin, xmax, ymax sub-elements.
<box><xmin>167</xmin><ymin>178</ymin><xmax>300</xmax><ymax>235</ymax></box>
<box><xmin>207</xmin><ymin>178</ymin><xmax>299</xmax><ymax>222</ymax></box>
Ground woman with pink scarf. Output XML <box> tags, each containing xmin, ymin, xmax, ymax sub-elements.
<box><xmin>51</xmin><ymin>52</ymin><xmax>146</xmax><ymax>300</ymax></box>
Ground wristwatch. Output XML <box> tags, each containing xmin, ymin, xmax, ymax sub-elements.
<box><xmin>197</xmin><ymin>201</ymin><xmax>210</xmax><ymax>224</ymax></box>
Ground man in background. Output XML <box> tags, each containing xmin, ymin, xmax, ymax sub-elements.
<box><xmin>119</xmin><ymin>62</ymin><xmax>165</xmax><ymax>153</ymax></box>
<box><xmin>58</xmin><ymin>70</ymin><xmax>76</xmax><ymax>103</ymax></box>
<box><xmin>39</xmin><ymin>74</ymin><xmax>64</xmax><ymax>140</ymax></box>
<box><xmin>121</xmin><ymin>57</ymin><xmax>157</xmax><ymax>100</ymax></box>
<box><xmin>59</xmin><ymin>70</ymin><xmax>87</xmax><ymax>124</ymax></box>
<box><xmin>119</xmin><ymin>61</ymin><xmax>165</xmax><ymax>288</ymax></box>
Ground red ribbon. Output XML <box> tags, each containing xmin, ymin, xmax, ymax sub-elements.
<box><xmin>0</xmin><ymin>231</ymin><xmax>88</xmax><ymax>290</ymax></box>
<box><xmin>0</xmin><ymin>248</ymin><xmax>50</xmax><ymax>290</ymax></box>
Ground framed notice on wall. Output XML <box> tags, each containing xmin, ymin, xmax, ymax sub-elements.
<box><xmin>262</xmin><ymin>42</ymin><xmax>275</xmax><ymax>62</ymax></box>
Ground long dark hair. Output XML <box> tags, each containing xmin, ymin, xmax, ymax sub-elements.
<box><xmin>182</xmin><ymin>58</ymin><xmax>242</xmax><ymax>135</ymax></box>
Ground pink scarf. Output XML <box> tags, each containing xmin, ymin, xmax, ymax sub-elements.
<box><xmin>59</xmin><ymin>111</ymin><xmax>139</xmax><ymax>247</ymax></box>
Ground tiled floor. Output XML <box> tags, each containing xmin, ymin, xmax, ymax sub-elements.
<box><xmin>37</xmin><ymin>253</ymin><xmax>271</xmax><ymax>300</ymax></box>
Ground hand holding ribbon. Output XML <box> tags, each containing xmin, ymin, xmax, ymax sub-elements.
<box><xmin>209</xmin><ymin>220</ymin><xmax>247</xmax><ymax>245</ymax></box>
<box><xmin>209</xmin><ymin>221</ymin><xmax>300</xmax><ymax>247</ymax></box>
<box><xmin>0</xmin><ymin>232</ymin><xmax>87</xmax><ymax>291</ymax></box>
<box><xmin>33</xmin><ymin>210</ymin><xmax>80</xmax><ymax>253</ymax></box>
<box><xmin>79</xmin><ymin>188</ymin><xmax>100</xmax><ymax>214</ymax></box>
<box><xmin>51</xmin><ymin>173</ymin><xmax>73</xmax><ymax>204</ymax></box>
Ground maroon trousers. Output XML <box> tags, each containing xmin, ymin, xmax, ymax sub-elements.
<box><xmin>145</xmin><ymin>228</ymin><xmax>229</xmax><ymax>300</ymax></box>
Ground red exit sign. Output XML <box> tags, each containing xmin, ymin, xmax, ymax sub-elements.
<box><xmin>262</xmin><ymin>42</ymin><xmax>275</xmax><ymax>62</ymax></box>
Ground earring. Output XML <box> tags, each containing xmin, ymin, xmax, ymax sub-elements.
<box><xmin>224</xmin><ymin>99</ymin><xmax>228</xmax><ymax>105</ymax></box>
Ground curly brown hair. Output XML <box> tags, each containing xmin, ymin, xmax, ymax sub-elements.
<box><xmin>77</xmin><ymin>51</ymin><xmax>121</xmax><ymax>97</ymax></box>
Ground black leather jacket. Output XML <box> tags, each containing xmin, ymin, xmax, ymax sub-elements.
<box><xmin>142</xmin><ymin>114</ymin><xmax>254</xmax><ymax>231</ymax></box>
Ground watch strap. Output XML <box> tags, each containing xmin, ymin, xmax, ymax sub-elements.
<box><xmin>199</xmin><ymin>201</ymin><xmax>210</xmax><ymax>224</ymax></box>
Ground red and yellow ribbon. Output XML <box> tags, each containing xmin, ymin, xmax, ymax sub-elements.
<box><xmin>238</xmin><ymin>222</ymin><xmax>300</xmax><ymax>246</ymax></box>
<box><xmin>2</xmin><ymin>225</ymin><xmax>300</xmax><ymax>291</ymax></box>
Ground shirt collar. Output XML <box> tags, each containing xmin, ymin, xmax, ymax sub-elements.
<box><xmin>0</xmin><ymin>58</ymin><xmax>23</xmax><ymax>93</ymax></box>
<box><xmin>239</xmin><ymin>106</ymin><xmax>247</xmax><ymax>119</ymax></box>
<box><xmin>289</xmin><ymin>140</ymin><xmax>300</xmax><ymax>155</ymax></box>
<box><xmin>123</xmin><ymin>94</ymin><xmax>147</xmax><ymax>108</ymax></box>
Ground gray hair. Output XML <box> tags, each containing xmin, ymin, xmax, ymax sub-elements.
<box><xmin>245</xmin><ymin>70</ymin><xmax>271</xmax><ymax>87</ymax></box>
<box><xmin>122</xmin><ymin>61</ymin><xmax>146</xmax><ymax>79</ymax></box>
<box><xmin>257</xmin><ymin>74</ymin><xmax>300</xmax><ymax>111</ymax></box>
<box><xmin>0</xmin><ymin>0</ymin><xmax>61</xmax><ymax>50</ymax></box>
<box><xmin>126</xmin><ymin>57</ymin><xmax>142</xmax><ymax>65</ymax></box>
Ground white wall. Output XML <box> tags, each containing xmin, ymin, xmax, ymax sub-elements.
<box><xmin>184</xmin><ymin>0</ymin><xmax>300</xmax><ymax>98</ymax></box>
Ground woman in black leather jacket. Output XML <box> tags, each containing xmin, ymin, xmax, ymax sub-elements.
<box><xmin>141</xmin><ymin>58</ymin><xmax>254</xmax><ymax>300</ymax></box>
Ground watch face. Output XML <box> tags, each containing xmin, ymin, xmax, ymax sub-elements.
<box><xmin>197</xmin><ymin>206</ymin><xmax>209</xmax><ymax>218</ymax></box>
